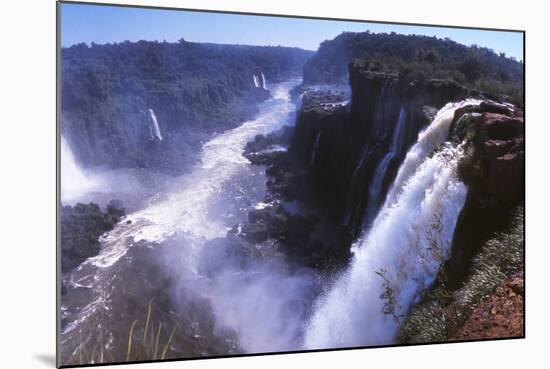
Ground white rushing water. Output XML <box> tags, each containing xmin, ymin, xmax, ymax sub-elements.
<box><xmin>87</xmin><ymin>81</ymin><xmax>297</xmax><ymax>269</ymax></box>
<box><xmin>62</xmin><ymin>80</ymin><xmax>485</xmax><ymax>362</ymax></box>
<box><xmin>383</xmin><ymin>99</ymin><xmax>480</xmax><ymax>208</ymax></box>
<box><xmin>253</xmin><ymin>74</ymin><xmax>260</xmax><ymax>88</ymax></box>
<box><xmin>148</xmin><ymin>108</ymin><xmax>163</xmax><ymax>140</ymax></box>
<box><xmin>62</xmin><ymin>81</ymin><xmax>313</xmax><ymax>362</ymax></box>
<box><xmin>304</xmin><ymin>100</ymin><xmax>480</xmax><ymax>349</ymax></box>
<box><xmin>61</xmin><ymin>136</ymin><xmax>100</xmax><ymax>202</ymax></box>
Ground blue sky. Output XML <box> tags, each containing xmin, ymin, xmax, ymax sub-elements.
<box><xmin>60</xmin><ymin>3</ymin><xmax>524</xmax><ymax>61</ymax></box>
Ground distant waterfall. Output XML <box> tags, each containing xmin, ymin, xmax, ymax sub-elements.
<box><xmin>61</xmin><ymin>136</ymin><xmax>97</xmax><ymax>202</ymax></box>
<box><xmin>310</xmin><ymin>132</ymin><xmax>322</xmax><ymax>166</ymax></box>
<box><xmin>261</xmin><ymin>72</ymin><xmax>267</xmax><ymax>89</ymax></box>
<box><xmin>148</xmin><ymin>109</ymin><xmax>163</xmax><ymax>140</ymax></box>
<box><xmin>252</xmin><ymin>73</ymin><xmax>267</xmax><ymax>89</ymax></box>
<box><xmin>304</xmin><ymin>100</ymin><xmax>480</xmax><ymax>349</ymax></box>
<box><xmin>363</xmin><ymin>107</ymin><xmax>407</xmax><ymax>226</ymax></box>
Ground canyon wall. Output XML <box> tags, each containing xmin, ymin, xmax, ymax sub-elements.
<box><xmin>61</xmin><ymin>40</ymin><xmax>313</xmax><ymax>175</ymax></box>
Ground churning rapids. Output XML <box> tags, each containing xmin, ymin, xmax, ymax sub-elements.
<box><xmin>60</xmin><ymin>80</ymin><xmax>481</xmax><ymax>363</ymax></box>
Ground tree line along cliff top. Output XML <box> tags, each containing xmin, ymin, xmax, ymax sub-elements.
<box><xmin>303</xmin><ymin>31</ymin><xmax>523</xmax><ymax>105</ymax></box>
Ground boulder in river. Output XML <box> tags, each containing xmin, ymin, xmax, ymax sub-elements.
<box><xmin>241</xmin><ymin>222</ymin><xmax>269</xmax><ymax>243</ymax></box>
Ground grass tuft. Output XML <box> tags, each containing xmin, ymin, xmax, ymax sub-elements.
<box><xmin>73</xmin><ymin>303</ymin><xmax>178</xmax><ymax>365</ymax></box>
<box><xmin>398</xmin><ymin>206</ymin><xmax>524</xmax><ymax>343</ymax></box>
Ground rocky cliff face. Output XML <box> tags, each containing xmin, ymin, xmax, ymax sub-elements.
<box><xmin>290</xmin><ymin>61</ymin><xmax>471</xmax><ymax>236</ymax></box>
<box><xmin>447</xmin><ymin>101</ymin><xmax>524</xmax><ymax>287</ymax></box>
<box><xmin>61</xmin><ymin>83</ymin><xmax>268</xmax><ymax>175</ymax></box>
<box><xmin>61</xmin><ymin>41</ymin><xmax>313</xmax><ymax>175</ymax></box>
<box><xmin>293</xmin><ymin>59</ymin><xmax>525</xmax><ymax>291</ymax></box>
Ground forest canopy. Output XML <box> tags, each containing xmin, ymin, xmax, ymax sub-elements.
<box><xmin>303</xmin><ymin>32</ymin><xmax>523</xmax><ymax>104</ymax></box>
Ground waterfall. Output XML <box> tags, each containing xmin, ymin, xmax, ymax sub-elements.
<box><xmin>261</xmin><ymin>72</ymin><xmax>267</xmax><ymax>89</ymax></box>
<box><xmin>383</xmin><ymin>99</ymin><xmax>480</xmax><ymax>208</ymax></box>
<box><xmin>148</xmin><ymin>109</ymin><xmax>163</xmax><ymax>140</ymax></box>
<box><xmin>363</xmin><ymin>107</ymin><xmax>407</xmax><ymax>226</ymax></box>
<box><xmin>61</xmin><ymin>136</ymin><xmax>97</xmax><ymax>202</ymax></box>
<box><xmin>310</xmin><ymin>132</ymin><xmax>322</xmax><ymax>166</ymax></box>
<box><xmin>253</xmin><ymin>74</ymin><xmax>260</xmax><ymax>88</ymax></box>
<box><xmin>303</xmin><ymin>100</ymin><xmax>480</xmax><ymax>349</ymax></box>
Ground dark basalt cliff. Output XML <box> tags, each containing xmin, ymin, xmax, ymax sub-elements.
<box><xmin>229</xmin><ymin>61</ymin><xmax>481</xmax><ymax>271</ymax></box>
<box><xmin>61</xmin><ymin>40</ymin><xmax>313</xmax><ymax>175</ymax></box>
<box><xmin>292</xmin><ymin>30</ymin><xmax>523</xmax><ymax>239</ymax></box>
<box><xmin>284</xmin><ymin>60</ymin><xmax>524</xmax><ymax>340</ymax></box>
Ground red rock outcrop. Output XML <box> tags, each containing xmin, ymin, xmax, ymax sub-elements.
<box><xmin>451</xmin><ymin>273</ymin><xmax>524</xmax><ymax>341</ymax></box>
<box><xmin>446</xmin><ymin>102</ymin><xmax>524</xmax><ymax>287</ymax></box>
<box><xmin>478</xmin><ymin>111</ymin><xmax>524</xmax><ymax>202</ymax></box>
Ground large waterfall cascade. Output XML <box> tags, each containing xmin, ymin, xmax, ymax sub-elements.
<box><xmin>304</xmin><ymin>99</ymin><xmax>481</xmax><ymax>349</ymax></box>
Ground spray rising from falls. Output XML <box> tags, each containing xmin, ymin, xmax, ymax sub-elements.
<box><xmin>61</xmin><ymin>136</ymin><xmax>100</xmax><ymax>202</ymax></box>
<box><xmin>61</xmin><ymin>81</ymin><xmax>315</xmax><ymax>362</ymax></box>
<box><xmin>304</xmin><ymin>99</ymin><xmax>481</xmax><ymax>349</ymax></box>
<box><xmin>148</xmin><ymin>108</ymin><xmax>163</xmax><ymax>140</ymax></box>
<box><xmin>67</xmin><ymin>81</ymin><xmax>298</xmax><ymax>277</ymax></box>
